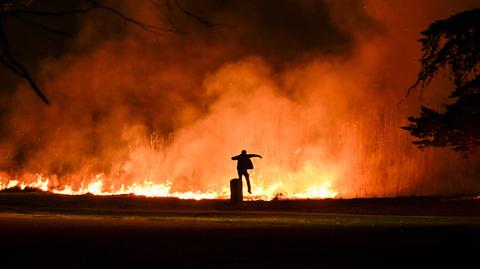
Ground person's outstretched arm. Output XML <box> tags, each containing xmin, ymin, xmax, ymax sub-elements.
<box><xmin>231</xmin><ymin>155</ymin><xmax>239</xmax><ymax>160</ymax></box>
<box><xmin>247</xmin><ymin>154</ymin><xmax>262</xmax><ymax>159</ymax></box>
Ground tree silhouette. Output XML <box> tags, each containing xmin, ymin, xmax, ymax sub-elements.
<box><xmin>402</xmin><ymin>8</ymin><xmax>480</xmax><ymax>156</ymax></box>
<box><xmin>0</xmin><ymin>0</ymin><xmax>208</xmax><ymax>104</ymax></box>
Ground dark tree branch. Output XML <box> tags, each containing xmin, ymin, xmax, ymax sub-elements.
<box><xmin>173</xmin><ymin>0</ymin><xmax>215</xmax><ymax>28</ymax></box>
<box><xmin>7</xmin><ymin>2</ymin><xmax>99</xmax><ymax>16</ymax></box>
<box><xmin>151</xmin><ymin>0</ymin><xmax>186</xmax><ymax>34</ymax></box>
<box><xmin>0</xmin><ymin>13</ymin><xmax>50</xmax><ymax>104</ymax></box>
<box><xmin>9</xmin><ymin>1</ymin><xmax>178</xmax><ymax>34</ymax></box>
<box><xmin>403</xmin><ymin>8</ymin><xmax>480</xmax><ymax>156</ymax></box>
<box><xmin>1</xmin><ymin>54</ymin><xmax>50</xmax><ymax>104</ymax></box>
<box><xmin>405</xmin><ymin>9</ymin><xmax>480</xmax><ymax>100</ymax></box>
<box><xmin>0</xmin><ymin>0</ymin><xmax>182</xmax><ymax>105</ymax></box>
<box><xmin>152</xmin><ymin>0</ymin><xmax>220</xmax><ymax>32</ymax></box>
<box><xmin>91</xmin><ymin>1</ymin><xmax>178</xmax><ymax>34</ymax></box>
<box><xmin>9</xmin><ymin>13</ymin><xmax>72</xmax><ymax>35</ymax></box>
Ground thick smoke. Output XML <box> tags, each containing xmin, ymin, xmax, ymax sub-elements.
<box><xmin>1</xmin><ymin>0</ymin><xmax>480</xmax><ymax>198</ymax></box>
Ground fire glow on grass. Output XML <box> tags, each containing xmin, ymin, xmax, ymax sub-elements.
<box><xmin>0</xmin><ymin>173</ymin><xmax>338</xmax><ymax>200</ymax></box>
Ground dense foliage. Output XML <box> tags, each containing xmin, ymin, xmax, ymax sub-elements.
<box><xmin>403</xmin><ymin>8</ymin><xmax>480</xmax><ymax>155</ymax></box>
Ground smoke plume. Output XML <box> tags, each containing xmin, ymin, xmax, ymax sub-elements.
<box><xmin>1</xmin><ymin>0</ymin><xmax>480</xmax><ymax>198</ymax></box>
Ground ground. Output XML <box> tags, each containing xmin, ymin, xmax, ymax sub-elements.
<box><xmin>1</xmin><ymin>192</ymin><xmax>480</xmax><ymax>267</ymax></box>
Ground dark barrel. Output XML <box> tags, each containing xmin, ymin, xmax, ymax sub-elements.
<box><xmin>230</xmin><ymin>178</ymin><xmax>243</xmax><ymax>203</ymax></box>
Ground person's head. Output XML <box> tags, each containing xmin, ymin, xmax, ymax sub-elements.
<box><xmin>241</xmin><ymin>150</ymin><xmax>247</xmax><ymax>155</ymax></box>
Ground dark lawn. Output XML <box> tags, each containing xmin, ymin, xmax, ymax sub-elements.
<box><xmin>1</xmin><ymin>193</ymin><xmax>479</xmax><ymax>267</ymax></box>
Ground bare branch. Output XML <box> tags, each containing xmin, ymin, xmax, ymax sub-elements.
<box><xmin>9</xmin><ymin>13</ymin><xmax>72</xmax><ymax>36</ymax></box>
<box><xmin>6</xmin><ymin>2</ymin><xmax>99</xmax><ymax>16</ymax></box>
<box><xmin>173</xmin><ymin>0</ymin><xmax>215</xmax><ymax>27</ymax></box>
<box><xmin>9</xmin><ymin>1</ymin><xmax>179</xmax><ymax>35</ymax></box>
<box><xmin>92</xmin><ymin>1</ymin><xmax>179</xmax><ymax>34</ymax></box>
<box><xmin>151</xmin><ymin>0</ymin><xmax>185</xmax><ymax>34</ymax></box>
<box><xmin>0</xmin><ymin>0</ymin><xmax>182</xmax><ymax>104</ymax></box>
<box><xmin>0</xmin><ymin>15</ymin><xmax>50</xmax><ymax>104</ymax></box>
<box><xmin>399</xmin><ymin>83</ymin><xmax>424</xmax><ymax>105</ymax></box>
<box><xmin>1</xmin><ymin>54</ymin><xmax>50</xmax><ymax>104</ymax></box>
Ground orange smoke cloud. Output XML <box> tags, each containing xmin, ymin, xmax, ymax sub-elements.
<box><xmin>1</xmin><ymin>0</ymin><xmax>480</xmax><ymax>199</ymax></box>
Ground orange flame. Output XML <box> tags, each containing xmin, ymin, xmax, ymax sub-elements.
<box><xmin>0</xmin><ymin>172</ymin><xmax>337</xmax><ymax>200</ymax></box>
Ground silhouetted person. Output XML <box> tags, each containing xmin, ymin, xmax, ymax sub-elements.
<box><xmin>231</xmin><ymin>150</ymin><xmax>262</xmax><ymax>194</ymax></box>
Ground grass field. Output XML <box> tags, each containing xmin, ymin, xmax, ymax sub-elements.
<box><xmin>1</xmin><ymin>192</ymin><xmax>479</xmax><ymax>267</ymax></box>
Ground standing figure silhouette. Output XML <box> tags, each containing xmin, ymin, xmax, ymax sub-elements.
<box><xmin>231</xmin><ymin>150</ymin><xmax>262</xmax><ymax>194</ymax></box>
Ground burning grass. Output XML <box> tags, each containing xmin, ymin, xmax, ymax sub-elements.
<box><xmin>0</xmin><ymin>172</ymin><xmax>337</xmax><ymax>200</ymax></box>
